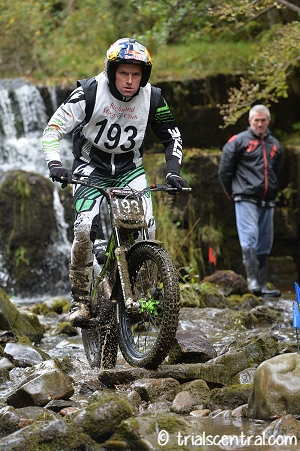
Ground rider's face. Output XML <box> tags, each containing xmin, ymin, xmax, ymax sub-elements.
<box><xmin>115</xmin><ymin>63</ymin><xmax>142</xmax><ymax>98</ymax></box>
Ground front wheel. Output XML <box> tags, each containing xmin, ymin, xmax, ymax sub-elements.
<box><xmin>118</xmin><ymin>243</ymin><xmax>180</xmax><ymax>369</ymax></box>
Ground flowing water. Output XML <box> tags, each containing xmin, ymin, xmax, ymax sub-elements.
<box><xmin>1</xmin><ymin>78</ymin><xmax>299</xmax><ymax>450</ymax></box>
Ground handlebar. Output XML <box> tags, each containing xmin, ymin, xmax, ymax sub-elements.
<box><xmin>58</xmin><ymin>176</ymin><xmax>191</xmax><ymax>197</ymax></box>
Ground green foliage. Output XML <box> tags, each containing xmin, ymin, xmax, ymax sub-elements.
<box><xmin>139</xmin><ymin>297</ymin><xmax>161</xmax><ymax>315</ymax></box>
<box><xmin>0</xmin><ymin>0</ymin><xmax>299</xmax><ymax>123</ymax></box>
<box><xmin>219</xmin><ymin>21</ymin><xmax>300</xmax><ymax>126</ymax></box>
<box><xmin>15</xmin><ymin>246</ymin><xmax>30</xmax><ymax>268</ymax></box>
<box><xmin>152</xmin><ymin>192</ymin><xmax>223</xmax><ymax>281</ymax></box>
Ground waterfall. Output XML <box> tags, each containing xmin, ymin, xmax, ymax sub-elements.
<box><xmin>0</xmin><ymin>78</ymin><xmax>73</xmax><ymax>299</ymax></box>
<box><xmin>0</xmin><ymin>78</ymin><xmax>73</xmax><ymax>176</ymax></box>
<box><xmin>53</xmin><ymin>188</ymin><xmax>72</xmax><ymax>254</ymax></box>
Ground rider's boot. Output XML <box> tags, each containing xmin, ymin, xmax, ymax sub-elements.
<box><xmin>93</xmin><ymin>239</ymin><xmax>108</xmax><ymax>265</ymax></box>
<box><xmin>242</xmin><ymin>248</ymin><xmax>261</xmax><ymax>295</ymax></box>
<box><xmin>257</xmin><ymin>254</ymin><xmax>281</xmax><ymax>298</ymax></box>
<box><xmin>69</xmin><ymin>263</ymin><xmax>92</xmax><ymax>327</ymax></box>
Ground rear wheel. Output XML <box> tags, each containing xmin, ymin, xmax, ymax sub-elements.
<box><xmin>118</xmin><ymin>243</ymin><xmax>180</xmax><ymax>369</ymax></box>
<box><xmin>81</xmin><ymin>271</ymin><xmax>118</xmax><ymax>370</ymax></box>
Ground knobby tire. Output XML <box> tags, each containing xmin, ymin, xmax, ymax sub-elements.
<box><xmin>118</xmin><ymin>243</ymin><xmax>180</xmax><ymax>369</ymax></box>
<box><xmin>81</xmin><ymin>270</ymin><xmax>118</xmax><ymax>370</ymax></box>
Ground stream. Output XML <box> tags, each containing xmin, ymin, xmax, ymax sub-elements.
<box><xmin>8</xmin><ymin>283</ymin><xmax>299</xmax><ymax>451</ymax></box>
<box><xmin>1</xmin><ymin>78</ymin><xmax>299</xmax><ymax>450</ymax></box>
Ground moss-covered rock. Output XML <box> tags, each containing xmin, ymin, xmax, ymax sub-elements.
<box><xmin>205</xmin><ymin>383</ymin><xmax>253</xmax><ymax>411</ymax></box>
<box><xmin>0</xmin><ymin>287</ymin><xmax>44</xmax><ymax>343</ymax></box>
<box><xmin>0</xmin><ymin>170</ymin><xmax>71</xmax><ymax>296</ymax></box>
<box><xmin>72</xmin><ymin>394</ymin><xmax>133</xmax><ymax>443</ymax></box>
<box><xmin>106</xmin><ymin>413</ymin><xmax>195</xmax><ymax>451</ymax></box>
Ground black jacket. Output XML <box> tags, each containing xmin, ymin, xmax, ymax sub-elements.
<box><xmin>218</xmin><ymin>127</ymin><xmax>282</xmax><ymax>203</ymax></box>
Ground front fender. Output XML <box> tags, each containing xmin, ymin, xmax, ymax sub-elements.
<box><xmin>128</xmin><ymin>239</ymin><xmax>163</xmax><ymax>254</ymax></box>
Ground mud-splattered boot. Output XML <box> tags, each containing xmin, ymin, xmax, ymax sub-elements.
<box><xmin>69</xmin><ymin>264</ymin><xmax>92</xmax><ymax>327</ymax></box>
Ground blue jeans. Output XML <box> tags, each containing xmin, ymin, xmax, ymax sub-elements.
<box><xmin>235</xmin><ymin>201</ymin><xmax>274</xmax><ymax>255</ymax></box>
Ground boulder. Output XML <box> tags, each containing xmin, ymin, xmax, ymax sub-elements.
<box><xmin>0</xmin><ymin>170</ymin><xmax>71</xmax><ymax>296</ymax></box>
<box><xmin>248</xmin><ymin>353</ymin><xmax>300</xmax><ymax>419</ymax></box>
<box><xmin>6</xmin><ymin>359</ymin><xmax>74</xmax><ymax>408</ymax></box>
<box><xmin>4</xmin><ymin>342</ymin><xmax>49</xmax><ymax>367</ymax></box>
<box><xmin>201</xmin><ymin>270</ymin><xmax>248</xmax><ymax>296</ymax></box>
<box><xmin>72</xmin><ymin>394</ymin><xmax>132</xmax><ymax>443</ymax></box>
<box><xmin>0</xmin><ymin>288</ymin><xmax>44</xmax><ymax>343</ymax></box>
<box><xmin>130</xmin><ymin>377</ymin><xmax>180</xmax><ymax>402</ymax></box>
<box><xmin>168</xmin><ymin>329</ymin><xmax>217</xmax><ymax>364</ymax></box>
<box><xmin>171</xmin><ymin>379</ymin><xmax>210</xmax><ymax>414</ymax></box>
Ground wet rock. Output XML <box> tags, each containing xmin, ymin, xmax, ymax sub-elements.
<box><xmin>213</xmin><ymin>308</ymin><xmax>258</xmax><ymax>330</ymax></box>
<box><xmin>52</xmin><ymin>322</ymin><xmax>78</xmax><ymax>337</ymax></box>
<box><xmin>231</xmin><ymin>367</ymin><xmax>256</xmax><ymax>384</ymax></box>
<box><xmin>249</xmin><ymin>305</ymin><xmax>282</xmax><ymax>325</ymax></box>
<box><xmin>0</xmin><ymin>331</ymin><xmax>17</xmax><ymax>344</ymax></box>
<box><xmin>78</xmin><ymin>376</ymin><xmax>104</xmax><ymax>394</ymax></box>
<box><xmin>131</xmin><ymin>377</ymin><xmax>180</xmax><ymax>402</ymax></box>
<box><xmin>205</xmin><ymin>384</ymin><xmax>252</xmax><ymax>411</ymax></box>
<box><xmin>0</xmin><ymin>356</ymin><xmax>15</xmax><ymax>371</ymax></box>
<box><xmin>98</xmin><ymin>367</ymin><xmax>157</xmax><ymax>387</ymax></box>
<box><xmin>231</xmin><ymin>404</ymin><xmax>248</xmax><ymax>418</ymax></box>
<box><xmin>0</xmin><ymin>418</ymin><xmax>96</xmax><ymax>451</ymax></box>
<box><xmin>262</xmin><ymin>413</ymin><xmax>300</xmax><ymax>438</ymax></box>
<box><xmin>168</xmin><ymin>329</ymin><xmax>217</xmax><ymax>364</ymax></box>
<box><xmin>0</xmin><ymin>406</ymin><xmax>20</xmax><ymax>434</ymax></box>
<box><xmin>6</xmin><ymin>359</ymin><xmax>74</xmax><ymax>408</ymax></box>
<box><xmin>248</xmin><ymin>352</ymin><xmax>300</xmax><ymax>420</ymax></box>
<box><xmin>0</xmin><ymin>366</ymin><xmax>9</xmax><ymax>384</ymax></box>
<box><xmin>196</xmin><ymin>281</ymin><xmax>230</xmax><ymax>308</ymax></box>
<box><xmin>190</xmin><ymin>408</ymin><xmax>211</xmax><ymax>417</ymax></box>
<box><xmin>171</xmin><ymin>391</ymin><xmax>200</xmax><ymax>414</ymax></box>
<box><xmin>39</xmin><ymin>418</ymin><xmax>69</xmax><ymax>441</ymax></box>
<box><xmin>71</xmin><ymin>394</ymin><xmax>132</xmax><ymax>442</ymax></box>
<box><xmin>0</xmin><ymin>405</ymin><xmax>62</xmax><ymax>437</ymax></box>
<box><xmin>105</xmin><ymin>413</ymin><xmax>195</xmax><ymax>451</ymax></box>
<box><xmin>98</xmin><ymin>334</ymin><xmax>280</xmax><ymax>389</ymax></box>
<box><xmin>0</xmin><ymin>288</ymin><xmax>44</xmax><ymax>343</ymax></box>
<box><xmin>202</xmin><ymin>270</ymin><xmax>248</xmax><ymax>296</ymax></box>
<box><xmin>126</xmin><ymin>389</ymin><xmax>143</xmax><ymax>409</ymax></box>
<box><xmin>40</xmin><ymin>296</ymin><xmax>71</xmax><ymax>314</ymax></box>
<box><xmin>4</xmin><ymin>342</ymin><xmax>49</xmax><ymax>367</ymax></box>
<box><xmin>45</xmin><ymin>399</ymin><xmax>81</xmax><ymax>413</ymax></box>
<box><xmin>145</xmin><ymin>400</ymin><xmax>172</xmax><ymax>414</ymax></box>
<box><xmin>171</xmin><ymin>379</ymin><xmax>210</xmax><ymax>414</ymax></box>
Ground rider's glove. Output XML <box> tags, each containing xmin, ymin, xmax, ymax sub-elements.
<box><xmin>166</xmin><ymin>173</ymin><xmax>186</xmax><ymax>192</ymax></box>
<box><xmin>48</xmin><ymin>161</ymin><xmax>72</xmax><ymax>189</ymax></box>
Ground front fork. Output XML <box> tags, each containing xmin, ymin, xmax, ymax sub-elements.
<box><xmin>115</xmin><ymin>246</ymin><xmax>140</xmax><ymax>311</ymax></box>
<box><xmin>95</xmin><ymin>227</ymin><xmax>141</xmax><ymax>311</ymax></box>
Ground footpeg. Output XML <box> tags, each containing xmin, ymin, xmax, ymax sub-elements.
<box><xmin>125</xmin><ymin>298</ymin><xmax>141</xmax><ymax>311</ymax></box>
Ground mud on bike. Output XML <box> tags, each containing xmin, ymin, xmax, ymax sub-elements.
<box><xmin>63</xmin><ymin>177</ymin><xmax>191</xmax><ymax>370</ymax></box>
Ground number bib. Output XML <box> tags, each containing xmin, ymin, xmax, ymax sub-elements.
<box><xmin>83</xmin><ymin>73</ymin><xmax>151</xmax><ymax>154</ymax></box>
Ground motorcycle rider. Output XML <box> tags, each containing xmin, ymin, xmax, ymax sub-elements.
<box><xmin>42</xmin><ymin>38</ymin><xmax>185</xmax><ymax>326</ymax></box>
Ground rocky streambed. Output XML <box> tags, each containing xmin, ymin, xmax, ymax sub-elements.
<box><xmin>0</xmin><ymin>271</ymin><xmax>300</xmax><ymax>450</ymax></box>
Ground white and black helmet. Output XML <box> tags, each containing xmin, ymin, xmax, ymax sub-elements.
<box><xmin>105</xmin><ymin>38</ymin><xmax>153</xmax><ymax>87</ymax></box>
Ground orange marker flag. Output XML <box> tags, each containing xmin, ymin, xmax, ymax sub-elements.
<box><xmin>208</xmin><ymin>247</ymin><xmax>217</xmax><ymax>266</ymax></box>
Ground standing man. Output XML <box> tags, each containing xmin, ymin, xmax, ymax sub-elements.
<box><xmin>218</xmin><ymin>104</ymin><xmax>282</xmax><ymax>297</ymax></box>
<box><xmin>42</xmin><ymin>38</ymin><xmax>185</xmax><ymax>326</ymax></box>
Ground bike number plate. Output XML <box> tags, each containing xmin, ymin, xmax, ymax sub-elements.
<box><xmin>110</xmin><ymin>197</ymin><xmax>147</xmax><ymax>228</ymax></box>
